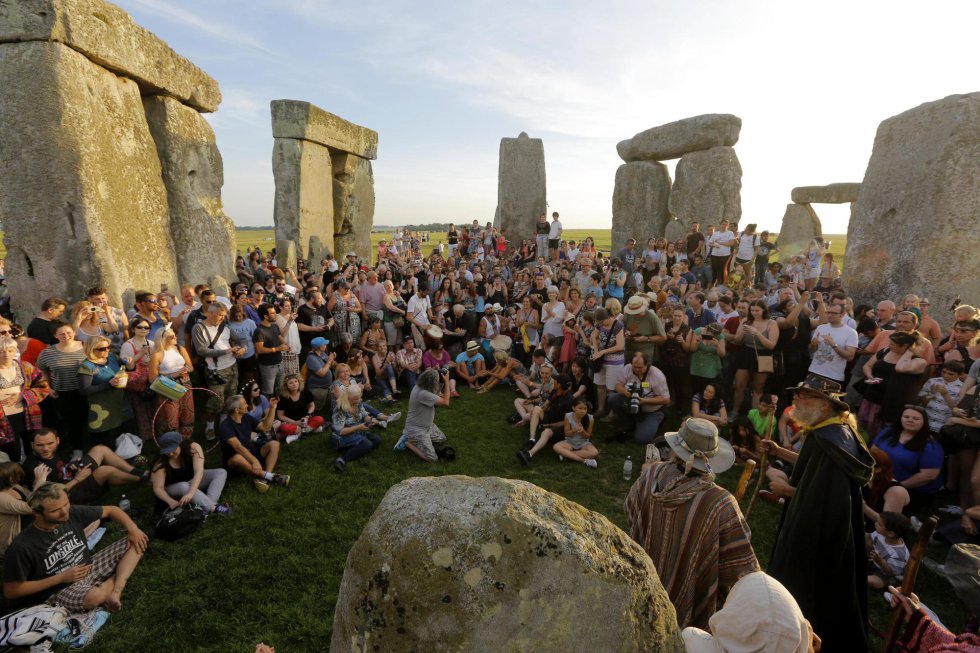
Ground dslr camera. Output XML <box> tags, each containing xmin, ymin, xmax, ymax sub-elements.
<box><xmin>627</xmin><ymin>382</ymin><xmax>642</xmax><ymax>414</ymax></box>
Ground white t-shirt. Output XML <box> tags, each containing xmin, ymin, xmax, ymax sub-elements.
<box><xmin>197</xmin><ymin>323</ymin><xmax>237</xmax><ymax>371</ymax></box>
<box><xmin>548</xmin><ymin>220</ymin><xmax>563</xmax><ymax>239</ymax></box>
<box><xmin>718</xmin><ymin>309</ymin><xmax>740</xmax><ymax>323</ymax></box>
<box><xmin>808</xmin><ymin>323</ymin><xmax>859</xmax><ymax>381</ymax></box>
<box><xmin>708</xmin><ymin>231</ymin><xmax>735</xmax><ymax>257</ymax></box>
<box><xmin>407</xmin><ymin>295</ymin><xmax>432</xmax><ymax>327</ymax></box>
<box><xmin>736</xmin><ymin>233</ymin><xmax>759</xmax><ymax>261</ymax></box>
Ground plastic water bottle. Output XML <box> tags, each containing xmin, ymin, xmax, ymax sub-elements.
<box><xmin>623</xmin><ymin>456</ymin><xmax>633</xmax><ymax>482</ymax></box>
<box><xmin>119</xmin><ymin>495</ymin><xmax>131</xmax><ymax>514</ymax></box>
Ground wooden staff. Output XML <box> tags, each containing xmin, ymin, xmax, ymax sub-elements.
<box><xmin>881</xmin><ymin>515</ymin><xmax>938</xmax><ymax>653</ymax></box>
<box><xmin>733</xmin><ymin>459</ymin><xmax>757</xmax><ymax>503</ymax></box>
<box><xmin>743</xmin><ymin>404</ymin><xmax>778</xmax><ymax>520</ymax></box>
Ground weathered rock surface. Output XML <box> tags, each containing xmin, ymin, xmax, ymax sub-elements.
<box><xmin>611</xmin><ymin>162</ymin><xmax>671</xmax><ymax>253</ymax></box>
<box><xmin>0</xmin><ymin>41</ymin><xmax>177</xmax><ymax>315</ymax></box>
<box><xmin>307</xmin><ymin>235</ymin><xmax>325</xmax><ymax>266</ymax></box>
<box><xmin>494</xmin><ymin>132</ymin><xmax>547</xmax><ymax>248</ymax></box>
<box><xmin>276</xmin><ymin>240</ymin><xmax>297</xmax><ymax>275</ymax></box>
<box><xmin>845</xmin><ymin>93</ymin><xmax>980</xmax><ymax>307</ymax></box>
<box><xmin>143</xmin><ymin>95</ymin><xmax>235</xmax><ymax>285</ymax></box>
<box><xmin>271</xmin><ymin>100</ymin><xmax>378</xmax><ymax>159</ymax></box>
<box><xmin>272</xmin><ymin>138</ymin><xmax>335</xmax><ymax>260</ymax></box>
<box><xmin>664</xmin><ymin>219</ymin><xmax>686</xmax><ymax>245</ymax></box>
<box><xmin>617</xmin><ymin>114</ymin><xmax>741</xmax><ymax>162</ymax></box>
<box><xmin>791</xmin><ymin>183</ymin><xmax>861</xmax><ymax>204</ymax></box>
<box><xmin>0</xmin><ymin>0</ymin><xmax>221</xmax><ymax>112</ymax></box>
<box><xmin>668</xmin><ymin>147</ymin><xmax>742</xmax><ymax>229</ymax></box>
<box><xmin>208</xmin><ymin>274</ymin><xmax>230</xmax><ymax>300</ymax></box>
<box><xmin>332</xmin><ymin>153</ymin><xmax>375</xmax><ymax>262</ymax></box>
<box><xmin>776</xmin><ymin>204</ymin><xmax>823</xmax><ymax>263</ymax></box>
<box><xmin>330</xmin><ymin>476</ymin><xmax>682</xmax><ymax>653</ymax></box>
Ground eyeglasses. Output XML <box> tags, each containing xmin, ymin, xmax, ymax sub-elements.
<box><xmin>93</xmin><ymin>346</ymin><xmax>110</xmax><ymax>352</ymax></box>
<box><xmin>144</xmin><ymin>299</ymin><xmax>159</xmax><ymax>304</ymax></box>
<box><xmin>0</xmin><ymin>330</ymin><xmax>11</xmax><ymax>335</ymax></box>
<box><xmin>134</xmin><ymin>326</ymin><xmax>150</xmax><ymax>331</ymax></box>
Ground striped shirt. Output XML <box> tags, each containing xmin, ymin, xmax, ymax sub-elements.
<box><xmin>625</xmin><ymin>461</ymin><xmax>759</xmax><ymax>630</ymax></box>
<box><xmin>35</xmin><ymin>346</ymin><xmax>87</xmax><ymax>392</ymax></box>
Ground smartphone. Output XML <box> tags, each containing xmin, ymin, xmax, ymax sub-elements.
<box><xmin>645</xmin><ymin>443</ymin><xmax>660</xmax><ymax>464</ymax></box>
<box><xmin>160</xmin><ymin>283</ymin><xmax>168</xmax><ymax>292</ymax></box>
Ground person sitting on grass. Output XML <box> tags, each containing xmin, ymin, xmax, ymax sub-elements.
<box><xmin>746</xmin><ymin>394</ymin><xmax>778</xmax><ymax>440</ymax></box>
<box><xmin>455</xmin><ymin>340</ymin><xmax>489</xmax><ymax>389</ymax></box>
<box><xmin>23</xmin><ymin>428</ymin><xmax>149</xmax><ymax>506</ymax></box>
<box><xmin>689</xmin><ymin>382</ymin><xmax>728</xmax><ymax>429</ymax></box>
<box><xmin>0</xmin><ymin>462</ymin><xmax>49</xmax><ymax>557</ymax></box>
<box><xmin>217</xmin><ymin>394</ymin><xmax>289</xmax><ymax>493</ymax></box>
<box><xmin>515</xmin><ymin>348</ymin><xmax>548</xmax><ymax>398</ymax></box>
<box><xmin>477</xmin><ymin>350</ymin><xmax>527</xmax><ymax>394</ymax></box>
<box><xmin>512</xmin><ymin>364</ymin><xmax>557</xmax><ymax>430</ymax></box>
<box><xmin>396</xmin><ymin>369</ymin><xmax>454</xmax><ymax>463</ymax></box>
<box><xmin>517</xmin><ymin>375</ymin><xmax>574</xmax><ymax>465</ymax></box>
<box><xmin>276</xmin><ymin>374</ymin><xmax>325</xmax><ymax>442</ymax></box>
<box><xmin>552</xmin><ymin>398</ymin><xmax>599</xmax><ymax>469</ymax></box>
<box><xmin>2</xmin><ymin>481</ymin><xmax>148</xmax><ymax>613</ymax></box>
<box><xmin>867</xmin><ymin>511</ymin><xmax>911</xmax><ymax>591</ymax></box>
<box><xmin>729</xmin><ymin>415</ymin><xmax>762</xmax><ymax>464</ymax></box>
<box><xmin>151</xmin><ymin>431</ymin><xmax>231</xmax><ymax>517</ymax></box>
<box><xmin>331</xmin><ymin>384</ymin><xmax>384</xmax><ymax>473</ymax></box>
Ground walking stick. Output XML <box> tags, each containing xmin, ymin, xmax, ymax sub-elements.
<box><xmin>743</xmin><ymin>404</ymin><xmax>777</xmax><ymax>520</ymax></box>
<box><xmin>881</xmin><ymin>515</ymin><xmax>938</xmax><ymax>653</ymax></box>
<box><xmin>733</xmin><ymin>459</ymin><xmax>756</xmax><ymax>503</ymax></box>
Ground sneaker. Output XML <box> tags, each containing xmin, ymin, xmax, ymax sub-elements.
<box><xmin>213</xmin><ymin>503</ymin><xmax>233</xmax><ymax>517</ymax></box>
<box><xmin>584</xmin><ymin>459</ymin><xmax>598</xmax><ymax>469</ymax></box>
<box><xmin>600</xmin><ymin>413</ymin><xmax>617</xmax><ymax>424</ymax></box>
<box><xmin>285</xmin><ymin>434</ymin><xmax>301</xmax><ymax>445</ymax></box>
<box><xmin>334</xmin><ymin>457</ymin><xmax>346</xmax><ymax>473</ymax></box>
<box><xmin>558</xmin><ymin>455</ymin><xmax>565</xmax><ymax>462</ymax></box>
<box><xmin>910</xmin><ymin>516</ymin><xmax>923</xmax><ymax>533</ymax></box>
<box><xmin>758</xmin><ymin>489</ymin><xmax>781</xmax><ymax>504</ymax></box>
<box><xmin>271</xmin><ymin>473</ymin><xmax>290</xmax><ymax>487</ymax></box>
<box><xmin>517</xmin><ymin>450</ymin><xmax>531</xmax><ymax>466</ymax></box>
<box><xmin>253</xmin><ymin>479</ymin><xmax>270</xmax><ymax>493</ymax></box>
<box><xmin>939</xmin><ymin>504</ymin><xmax>964</xmax><ymax>516</ymax></box>
<box><xmin>522</xmin><ymin>439</ymin><xmax>536</xmax><ymax>452</ymax></box>
<box><xmin>386</xmin><ymin>411</ymin><xmax>402</xmax><ymax>425</ymax></box>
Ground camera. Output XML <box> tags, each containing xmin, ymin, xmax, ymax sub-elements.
<box><xmin>206</xmin><ymin>368</ymin><xmax>224</xmax><ymax>386</ymax></box>
<box><xmin>627</xmin><ymin>382</ymin><xmax>642</xmax><ymax>414</ymax></box>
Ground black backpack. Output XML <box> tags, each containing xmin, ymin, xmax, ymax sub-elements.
<box><xmin>155</xmin><ymin>504</ymin><xmax>207</xmax><ymax>541</ymax></box>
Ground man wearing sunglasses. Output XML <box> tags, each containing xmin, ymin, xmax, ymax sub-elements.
<box><xmin>128</xmin><ymin>292</ymin><xmax>167</xmax><ymax>339</ymax></box>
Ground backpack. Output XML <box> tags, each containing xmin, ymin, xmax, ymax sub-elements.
<box><xmin>154</xmin><ymin>504</ymin><xmax>207</xmax><ymax>541</ymax></box>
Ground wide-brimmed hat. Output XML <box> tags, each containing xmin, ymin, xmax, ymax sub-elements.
<box><xmin>624</xmin><ymin>295</ymin><xmax>648</xmax><ymax>316</ymax></box>
<box><xmin>158</xmin><ymin>431</ymin><xmax>182</xmax><ymax>455</ymax></box>
<box><xmin>664</xmin><ymin>418</ymin><xmax>735</xmax><ymax>475</ymax></box>
<box><xmin>786</xmin><ymin>373</ymin><xmax>849</xmax><ymax>410</ymax></box>
<box><xmin>682</xmin><ymin>572</ymin><xmax>811</xmax><ymax>653</ymax></box>
<box><xmin>466</xmin><ymin>340</ymin><xmax>479</xmax><ymax>351</ymax></box>
<box><xmin>945</xmin><ymin>544</ymin><xmax>980</xmax><ymax>616</ymax></box>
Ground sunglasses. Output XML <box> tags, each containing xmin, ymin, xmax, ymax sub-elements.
<box><xmin>0</xmin><ymin>330</ymin><xmax>11</xmax><ymax>336</ymax></box>
<box><xmin>134</xmin><ymin>325</ymin><xmax>150</xmax><ymax>331</ymax></box>
<box><xmin>144</xmin><ymin>299</ymin><xmax>159</xmax><ymax>304</ymax></box>
<box><xmin>93</xmin><ymin>346</ymin><xmax>110</xmax><ymax>352</ymax></box>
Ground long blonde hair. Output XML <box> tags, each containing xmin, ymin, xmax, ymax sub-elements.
<box><xmin>336</xmin><ymin>383</ymin><xmax>362</xmax><ymax>414</ymax></box>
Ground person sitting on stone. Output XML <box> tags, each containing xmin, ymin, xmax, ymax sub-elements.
<box><xmin>395</xmin><ymin>369</ymin><xmax>454</xmax><ymax>463</ymax></box>
<box><xmin>626</xmin><ymin>417</ymin><xmax>758</xmax><ymax>630</ymax></box>
<box><xmin>217</xmin><ymin>394</ymin><xmax>289</xmax><ymax>493</ymax></box>
<box><xmin>23</xmin><ymin>428</ymin><xmax>148</xmax><ymax>506</ymax></box>
<box><xmin>2</xmin><ymin>481</ymin><xmax>148</xmax><ymax>613</ymax></box>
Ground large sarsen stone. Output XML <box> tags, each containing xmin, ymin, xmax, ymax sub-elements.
<box><xmin>668</xmin><ymin>146</ymin><xmax>742</xmax><ymax>229</ymax></box>
<box><xmin>271</xmin><ymin>100</ymin><xmax>378</xmax><ymax>159</ymax></box>
<box><xmin>611</xmin><ymin>162</ymin><xmax>671</xmax><ymax>254</ymax></box>
<box><xmin>617</xmin><ymin>114</ymin><xmax>741</xmax><ymax>162</ymax></box>
<box><xmin>494</xmin><ymin>132</ymin><xmax>547</xmax><ymax>248</ymax></box>
<box><xmin>845</xmin><ymin>92</ymin><xmax>980</xmax><ymax>307</ymax></box>
<box><xmin>272</xmin><ymin>138</ymin><xmax>335</xmax><ymax>260</ymax></box>
<box><xmin>330</xmin><ymin>475</ymin><xmax>682</xmax><ymax>653</ymax></box>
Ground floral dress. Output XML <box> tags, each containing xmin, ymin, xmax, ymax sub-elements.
<box><xmin>332</xmin><ymin>291</ymin><xmax>362</xmax><ymax>344</ymax></box>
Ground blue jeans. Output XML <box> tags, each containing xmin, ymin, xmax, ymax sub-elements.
<box><xmin>399</xmin><ymin>369</ymin><xmax>419</xmax><ymax>390</ymax></box>
<box><xmin>609</xmin><ymin>393</ymin><xmax>665</xmax><ymax>444</ymax></box>
<box><xmin>330</xmin><ymin>431</ymin><xmax>381</xmax><ymax>462</ymax></box>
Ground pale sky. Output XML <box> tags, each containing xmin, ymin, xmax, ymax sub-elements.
<box><xmin>118</xmin><ymin>0</ymin><xmax>980</xmax><ymax>234</ymax></box>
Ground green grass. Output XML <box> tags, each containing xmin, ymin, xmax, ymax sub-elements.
<box><xmin>73</xmin><ymin>388</ymin><xmax>962</xmax><ymax>651</ymax></box>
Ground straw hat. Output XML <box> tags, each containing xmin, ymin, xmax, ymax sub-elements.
<box><xmin>624</xmin><ymin>295</ymin><xmax>648</xmax><ymax>316</ymax></box>
<box><xmin>664</xmin><ymin>418</ymin><xmax>735</xmax><ymax>475</ymax></box>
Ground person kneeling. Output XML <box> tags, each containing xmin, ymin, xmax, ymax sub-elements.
<box><xmin>609</xmin><ymin>352</ymin><xmax>670</xmax><ymax>443</ymax></box>
<box><xmin>218</xmin><ymin>394</ymin><xmax>290</xmax><ymax>493</ymax></box>
<box><xmin>552</xmin><ymin>399</ymin><xmax>599</xmax><ymax>468</ymax></box>
<box><xmin>2</xmin><ymin>482</ymin><xmax>148</xmax><ymax>613</ymax></box>
<box><xmin>151</xmin><ymin>431</ymin><xmax>231</xmax><ymax>517</ymax></box>
<box><xmin>397</xmin><ymin>369</ymin><xmax>455</xmax><ymax>462</ymax></box>
<box><xmin>331</xmin><ymin>384</ymin><xmax>383</xmax><ymax>473</ymax></box>
<box><xmin>23</xmin><ymin>428</ymin><xmax>149</xmax><ymax>506</ymax></box>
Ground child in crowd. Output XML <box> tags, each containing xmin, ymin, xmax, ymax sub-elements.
<box><xmin>747</xmin><ymin>394</ymin><xmax>778</xmax><ymax>440</ymax></box>
<box><xmin>552</xmin><ymin>399</ymin><xmax>599</xmax><ymax>468</ymax></box>
<box><xmin>867</xmin><ymin>511</ymin><xmax>912</xmax><ymax>590</ymax></box>
<box><xmin>730</xmin><ymin>416</ymin><xmax>761</xmax><ymax>464</ymax></box>
<box><xmin>919</xmin><ymin>360</ymin><xmax>965</xmax><ymax>435</ymax></box>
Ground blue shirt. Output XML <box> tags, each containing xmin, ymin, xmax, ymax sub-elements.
<box><xmin>686</xmin><ymin>307</ymin><xmax>718</xmax><ymax>330</ymax></box>
<box><xmin>228</xmin><ymin>319</ymin><xmax>257</xmax><ymax>358</ymax></box>
<box><xmin>873</xmin><ymin>427</ymin><xmax>944</xmax><ymax>493</ymax></box>
<box><xmin>455</xmin><ymin>351</ymin><xmax>485</xmax><ymax>375</ymax></box>
<box><xmin>305</xmin><ymin>351</ymin><xmax>333</xmax><ymax>389</ymax></box>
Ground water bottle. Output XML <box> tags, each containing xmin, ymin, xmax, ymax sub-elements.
<box><xmin>623</xmin><ymin>456</ymin><xmax>633</xmax><ymax>482</ymax></box>
<box><xmin>119</xmin><ymin>495</ymin><xmax>131</xmax><ymax>514</ymax></box>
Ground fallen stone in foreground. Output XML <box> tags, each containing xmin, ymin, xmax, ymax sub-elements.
<box><xmin>330</xmin><ymin>475</ymin><xmax>682</xmax><ymax>653</ymax></box>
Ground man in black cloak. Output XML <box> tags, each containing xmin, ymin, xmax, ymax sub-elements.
<box><xmin>762</xmin><ymin>374</ymin><xmax>874</xmax><ymax>652</ymax></box>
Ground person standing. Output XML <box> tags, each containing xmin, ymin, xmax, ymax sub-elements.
<box><xmin>614</xmin><ymin>238</ymin><xmax>637</xmax><ymax>293</ymax></box>
<box><xmin>252</xmin><ymin>304</ymin><xmax>286</xmax><ymax>397</ymax></box>
<box><xmin>706</xmin><ymin>220</ymin><xmax>736</xmax><ymax>287</ymax></box>
<box><xmin>808</xmin><ymin>303</ymin><xmax>858</xmax><ymax>384</ymax></box>
<box><xmin>685</xmin><ymin>222</ymin><xmax>705</xmax><ymax>264</ymax></box>
<box><xmin>27</xmin><ymin>298</ymin><xmax>68</xmax><ymax>346</ymax></box>
<box><xmin>534</xmin><ymin>213</ymin><xmax>550</xmax><ymax>261</ymax></box>
<box><xmin>763</xmin><ymin>374</ymin><xmax>874</xmax><ymax>652</ymax></box>
<box><xmin>548</xmin><ymin>212</ymin><xmax>563</xmax><ymax>263</ymax></box>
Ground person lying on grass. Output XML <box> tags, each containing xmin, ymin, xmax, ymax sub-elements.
<box><xmin>217</xmin><ymin>394</ymin><xmax>290</xmax><ymax>493</ymax></box>
<box><xmin>551</xmin><ymin>399</ymin><xmax>599</xmax><ymax>468</ymax></box>
<box><xmin>3</xmin><ymin>481</ymin><xmax>147</xmax><ymax>613</ymax></box>
<box><xmin>396</xmin><ymin>369</ymin><xmax>455</xmax><ymax>463</ymax></box>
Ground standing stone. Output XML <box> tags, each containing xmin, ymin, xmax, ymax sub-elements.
<box><xmin>668</xmin><ymin>146</ymin><xmax>742</xmax><ymax>230</ymax></box>
<box><xmin>271</xmin><ymin>100</ymin><xmax>378</xmax><ymax>159</ymax></box>
<box><xmin>790</xmin><ymin>183</ymin><xmax>861</xmax><ymax>205</ymax></box>
<box><xmin>331</xmin><ymin>476</ymin><xmax>682</xmax><ymax>653</ymax></box>
<box><xmin>846</xmin><ymin>92</ymin><xmax>980</xmax><ymax>307</ymax></box>
<box><xmin>308</xmin><ymin>235</ymin><xmax>325</xmax><ymax>267</ymax></box>
<box><xmin>0</xmin><ymin>0</ymin><xmax>221</xmax><ymax>112</ymax></box>
<box><xmin>611</xmin><ymin>162</ymin><xmax>671</xmax><ymax>253</ymax></box>
<box><xmin>776</xmin><ymin>204</ymin><xmax>823</xmax><ymax>263</ymax></box>
<box><xmin>272</xmin><ymin>138</ymin><xmax>334</xmax><ymax>260</ymax></box>
<box><xmin>0</xmin><ymin>41</ymin><xmax>177</xmax><ymax>316</ymax></box>
<box><xmin>664</xmin><ymin>219</ymin><xmax>686</xmax><ymax>245</ymax></box>
<box><xmin>143</xmin><ymin>95</ymin><xmax>235</xmax><ymax>285</ymax></box>
<box><xmin>617</xmin><ymin>114</ymin><xmax>741</xmax><ymax>162</ymax></box>
<box><xmin>276</xmin><ymin>240</ymin><xmax>297</xmax><ymax>276</ymax></box>
<box><xmin>208</xmin><ymin>274</ymin><xmax>230</xmax><ymax>300</ymax></box>
<box><xmin>494</xmin><ymin>132</ymin><xmax>547</xmax><ymax>247</ymax></box>
<box><xmin>332</xmin><ymin>153</ymin><xmax>374</xmax><ymax>262</ymax></box>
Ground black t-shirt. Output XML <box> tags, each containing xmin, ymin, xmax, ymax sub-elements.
<box><xmin>544</xmin><ymin>393</ymin><xmax>575</xmax><ymax>424</ymax></box>
<box><xmin>23</xmin><ymin>453</ymin><xmax>72</xmax><ymax>487</ymax></box>
<box><xmin>26</xmin><ymin>317</ymin><xmax>57</xmax><ymax>345</ymax></box>
<box><xmin>253</xmin><ymin>324</ymin><xmax>283</xmax><ymax>366</ymax></box>
<box><xmin>448</xmin><ymin>230</ymin><xmax>458</xmax><ymax>245</ymax></box>
<box><xmin>535</xmin><ymin>222</ymin><xmax>551</xmax><ymax>236</ymax></box>
<box><xmin>528</xmin><ymin>286</ymin><xmax>549</xmax><ymax>314</ymax></box>
<box><xmin>3</xmin><ymin>504</ymin><xmax>103</xmax><ymax>608</ymax></box>
<box><xmin>278</xmin><ymin>390</ymin><xmax>315</xmax><ymax>420</ymax></box>
<box><xmin>218</xmin><ymin>413</ymin><xmax>260</xmax><ymax>462</ymax></box>
<box><xmin>296</xmin><ymin>304</ymin><xmax>329</xmax><ymax>351</ymax></box>
<box><xmin>686</xmin><ymin>232</ymin><xmax>705</xmax><ymax>256</ymax></box>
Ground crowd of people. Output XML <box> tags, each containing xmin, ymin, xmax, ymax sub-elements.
<box><xmin>0</xmin><ymin>216</ymin><xmax>974</xmax><ymax>651</ymax></box>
